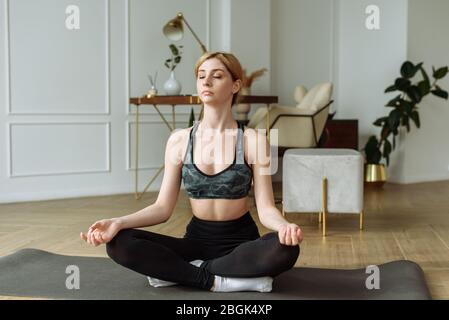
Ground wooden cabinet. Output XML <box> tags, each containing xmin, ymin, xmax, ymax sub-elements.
<box><xmin>319</xmin><ymin>119</ymin><xmax>359</xmax><ymax>150</ymax></box>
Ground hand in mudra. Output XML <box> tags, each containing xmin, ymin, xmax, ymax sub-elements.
<box><xmin>278</xmin><ymin>223</ymin><xmax>303</xmax><ymax>246</ymax></box>
<box><xmin>80</xmin><ymin>219</ymin><xmax>121</xmax><ymax>246</ymax></box>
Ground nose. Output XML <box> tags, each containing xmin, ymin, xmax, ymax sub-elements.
<box><xmin>202</xmin><ymin>78</ymin><xmax>212</xmax><ymax>87</ymax></box>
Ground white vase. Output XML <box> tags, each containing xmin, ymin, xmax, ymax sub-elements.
<box><xmin>163</xmin><ymin>70</ymin><xmax>182</xmax><ymax>95</ymax></box>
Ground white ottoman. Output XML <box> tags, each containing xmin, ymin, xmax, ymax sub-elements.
<box><xmin>282</xmin><ymin>148</ymin><xmax>364</xmax><ymax>236</ymax></box>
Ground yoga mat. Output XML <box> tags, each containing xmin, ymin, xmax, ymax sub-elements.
<box><xmin>0</xmin><ymin>248</ymin><xmax>431</xmax><ymax>300</ymax></box>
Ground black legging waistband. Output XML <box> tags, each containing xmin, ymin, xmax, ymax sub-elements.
<box><xmin>184</xmin><ymin>211</ymin><xmax>260</xmax><ymax>241</ymax></box>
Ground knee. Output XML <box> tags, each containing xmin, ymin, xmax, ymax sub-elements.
<box><xmin>263</xmin><ymin>232</ymin><xmax>300</xmax><ymax>269</ymax></box>
<box><xmin>105</xmin><ymin>228</ymin><xmax>136</xmax><ymax>265</ymax></box>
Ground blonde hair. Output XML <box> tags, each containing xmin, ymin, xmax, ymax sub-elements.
<box><xmin>194</xmin><ymin>52</ymin><xmax>243</xmax><ymax>106</ymax></box>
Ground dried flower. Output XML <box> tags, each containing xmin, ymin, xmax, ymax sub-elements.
<box><xmin>242</xmin><ymin>68</ymin><xmax>267</xmax><ymax>88</ymax></box>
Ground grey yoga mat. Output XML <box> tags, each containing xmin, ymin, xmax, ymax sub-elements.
<box><xmin>0</xmin><ymin>248</ymin><xmax>431</xmax><ymax>300</ymax></box>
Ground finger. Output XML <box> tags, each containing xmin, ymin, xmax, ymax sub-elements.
<box><xmin>94</xmin><ymin>231</ymin><xmax>103</xmax><ymax>244</ymax></box>
<box><xmin>290</xmin><ymin>227</ymin><xmax>298</xmax><ymax>245</ymax></box>
<box><xmin>89</xmin><ymin>232</ymin><xmax>99</xmax><ymax>246</ymax></box>
<box><xmin>89</xmin><ymin>221</ymin><xmax>101</xmax><ymax>231</ymax></box>
<box><xmin>80</xmin><ymin>232</ymin><xmax>87</xmax><ymax>242</ymax></box>
<box><xmin>285</xmin><ymin>228</ymin><xmax>292</xmax><ymax>246</ymax></box>
<box><xmin>87</xmin><ymin>228</ymin><xmax>94</xmax><ymax>241</ymax></box>
<box><xmin>92</xmin><ymin>231</ymin><xmax>101</xmax><ymax>246</ymax></box>
<box><xmin>297</xmin><ymin>229</ymin><xmax>303</xmax><ymax>243</ymax></box>
<box><xmin>278</xmin><ymin>229</ymin><xmax>285</xmax><ymax>245</ymax></box>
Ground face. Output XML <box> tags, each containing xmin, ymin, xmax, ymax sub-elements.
<box><xmin>196</xmin><ymin>57</ymin><xmax>241</xmax><ymax>106</ymax></box>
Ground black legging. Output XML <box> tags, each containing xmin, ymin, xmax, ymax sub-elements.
<box><xmin>106</xmin><ymin>211</ymin><xmax>300</xmax><ymax>290</ymax></box>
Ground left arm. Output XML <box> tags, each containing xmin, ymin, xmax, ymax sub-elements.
<box><xmin>249</xmin><ymin>129</ymin><xmax>303</xmax><ymax>246</ymax></box>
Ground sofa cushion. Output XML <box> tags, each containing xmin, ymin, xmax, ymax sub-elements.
<box><xmin>297</xmin><ymin>82</ymin><xmax>333</xmax><ymax>111</ymax></box>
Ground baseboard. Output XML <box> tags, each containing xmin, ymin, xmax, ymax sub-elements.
<box><xmin>0</xmin><ymin>185</ymin><xmax>139</xmax><ymax>204</ymax></box>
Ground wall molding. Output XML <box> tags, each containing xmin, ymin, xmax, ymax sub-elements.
<box><xmin>7</xmin><ymin>121</ymin><xmax>111</xmax><ymax>177</ymax></box>
<box><xmin>4</xmin><ymin>0</ymin><xmax>11</xmax><ymax>116</ymax></box>
<box><xmin>6</xmin><ymin>0</ymin><xmax>110</xmax><ymax>115</ymax></box>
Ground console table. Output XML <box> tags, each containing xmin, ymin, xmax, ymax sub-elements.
<box><xmin>129</xmin><ymin>95</ymin><xmax>278</xmax><ymax>200</ymax></box>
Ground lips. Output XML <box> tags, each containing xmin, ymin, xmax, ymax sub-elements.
<box><xmin>202</xmin><ymin>91</ymin><xmax>213</xmax><ymax>95</ymax></box>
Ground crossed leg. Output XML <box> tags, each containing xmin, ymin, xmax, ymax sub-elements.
<box><xmin>106</xmin><ymin>229</ymin><xmax>300</xmax><ymax>291</ymax></box>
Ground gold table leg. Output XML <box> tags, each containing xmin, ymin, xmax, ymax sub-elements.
<box><xmin>322</xmin><ymin>177</ymin><xmax>328</xmax><ymax>237</ymax></box>
<box><xmin>134</xmin><ymin>103</ymin><xmax>174</xmax><ymax>200</ymax></box>
<box><xmin>360</xmin><ymin>210</ymin><xmax>364</xmax><ymax>230</ymax></box>
<box><xmin>134</xmin><ymin>105</ymin><xmax>140</xmax><ymax>199</ymax></box>
<box><xmin>266</xmin><ymin>103</ymin><xmax>270</xmax><ymax>143</ymax></box>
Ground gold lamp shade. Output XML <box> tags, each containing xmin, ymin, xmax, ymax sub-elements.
<box><xmin>162</xmin><ymin>12</ymin><xmax>207</xmax><ymax>53</ymax></box>
<box><xmin>163</xmin><ymin>13</ymin><xmax>184</xmax><ymax>41</ymax></box>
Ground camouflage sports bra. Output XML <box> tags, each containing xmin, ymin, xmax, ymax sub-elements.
<box><xmin>181</xmin><ymin>121</ymin><xmax>253</xmax><ymax>199</ymax></box>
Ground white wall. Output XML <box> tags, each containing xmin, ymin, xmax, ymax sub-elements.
<box><xmin>335</xmin><ymin>0</ymin><xmax>409</xmax><ymax>183</ymax></box>
<box><xmin>0</xmin><ymin>0</ymin><xmax>210</xmax><ymax>203</ymax></box>
<box><xmin>2</xmin><ymin>0</ymin><xmax>447</xmax><ymax>204</ymax></box>
<box><xmin>271</xmin><ymin>0</ymin><xmax>334</xmax><ymax>107</ymax></box>
<box><xmin>402</xmin><ymin>0</ymin><xmax>449</xmax><ymax>183</ymax></box>
<box><xmin>0</xmin><ymin>0</ymin><xmax>274</xmax><ymax>203</ymax></box>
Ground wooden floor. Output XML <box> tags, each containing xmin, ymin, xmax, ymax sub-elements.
<box><xmin>1</xmin><ymin>180</ymin><xmax>449</xmax><ymax>299</ymax></box>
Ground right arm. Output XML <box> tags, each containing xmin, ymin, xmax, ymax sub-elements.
<box><xmin>114</xmin><ymin>129</ymin><xmax>185</xmax><ymax>230</ymax></box>
<box><xmin>81</xmin><ymin>129</ymin><xmax>187</xmax><ymax>246</ymax></box>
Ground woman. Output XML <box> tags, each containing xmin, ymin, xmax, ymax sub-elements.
<box><xmin>80</xmin><ymin>52</ymin><xmax>303</xmax><ymax>292</ymax></box>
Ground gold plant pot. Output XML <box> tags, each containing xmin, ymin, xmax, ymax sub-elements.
<box><xmin>364</xmin><ymin>163</ymin><xmax>387</xmax><ymax>188</ymax></box>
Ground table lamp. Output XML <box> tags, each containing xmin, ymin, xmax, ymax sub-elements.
<box><xmin>163</xmin><ymin>12</ymin><xmax>207</xmax><ymax>54</ymax></box>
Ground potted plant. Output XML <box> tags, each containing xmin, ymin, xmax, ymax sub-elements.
<box><xmin>163</xmin><ymin>44</ymin><xmax>183</xmax><ymax>95</ymax></box>
<box><xmin>362</xmin><ymin>61</ymin><xmax>448</xmax><ymax>187</ymax></box>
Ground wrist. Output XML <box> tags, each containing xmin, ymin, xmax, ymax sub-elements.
<box><xmin>112</xmin><ymin>217</ymin><xmax>125</xmax><ymax>229</ymax></box>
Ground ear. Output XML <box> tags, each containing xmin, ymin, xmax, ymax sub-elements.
<box><xmin>232</xmin><ymin>79</ymin><xmax>242</xmax><ymax>94</ymax></box>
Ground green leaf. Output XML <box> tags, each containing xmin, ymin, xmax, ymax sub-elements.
<box><xmin>386</xmin><ymin>94</ymin><xmax>402</xmax><ymax>107</ymax></box>
<box><xmin>406</xmin><ymin>85</ymin><xmax>422</xmax><ymax>103</ymax></box>
<box><xmin>388</xmin><ymin>109</ymin><xmax>401</xmax><ymax>131</ymax></box>
<box><xmin>417</xmin><ymin>80</ymin><xmax>430</xmax><ymax>96</ymax></box>
<box><xmin>385</xmin><ymin>84</ymin><xmax>397</xmax><ymax>93</ymax></box>
<box><xmin>420</xmin><ymin>65</ymin><xmax>430</xmax><ymax>84</ymax></box>
<box><xmin>364</xmin><ymin>136</ymin><xmax>382</xmax><ymax>164</ymax></box>
<box><xmin>373</xmin><ymin>117</ymin><xmax>388</xmax><ymax>127</ymax></box>
<box><xmin>399</xmin><ymin>99</ymin><xmax>414</xmax><ymax>115</ymax></box>
<box><xmin>401</xmin><ymin>61</ymin><xmax>416</xmax><ymax>78</ymax></box>
<box><xmin>433</xmin><ymin>66</ymin><xmax>448</xmax><ymax>79</ymax></box>
<box><xmin>174</xmin><ymin>56</ymin><xmax>181</xmax><ymax>64</ymax></box>
<box><xmin>188</xmin><ymin>107</ymin><xmax>195</xmax><ymax>127</ymax></box>
<box><xmin>431</xmin><ymin>87</ymin><xmax>449</xmax><ymax>99</ymax></box>
<box><xmin>169</xmin><ymin>44</ymin><xmax>179</xmax><ymax>56</ymax></box>
<box><xmin>410</xmin><ymin>110</ymin><xmax>420</xmax><ymax>128</ymax></box>
<box><xmin>394</xmin><ymin>78</ymin><xmax>411</xmax><ymax>91</ymax></box>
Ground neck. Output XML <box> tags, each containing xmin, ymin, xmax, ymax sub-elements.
<box><xmin>199</xmin><ymin>103</ymin><xmax>237</xmax><ymax>133</ymax></box>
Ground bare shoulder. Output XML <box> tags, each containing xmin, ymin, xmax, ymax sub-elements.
<box><xmin>166</xmin><ymin>126</ymin><xmax>193</xmax><ymax>164</ymax></box>
<box><xmin>243</xmin><ymin>126</ymin><xmax>269</xmax><ymax>166</ymax></box>
<box><xmin>243</xmin><ymin>126</ymin><xmax>258</xmax><ymax>165</ymax></box>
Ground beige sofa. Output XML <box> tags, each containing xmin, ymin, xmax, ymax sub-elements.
<box><xmin>247</xmin><ymin>82</ymin><xmax>333</xmax><ymax>150</ymax></box>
